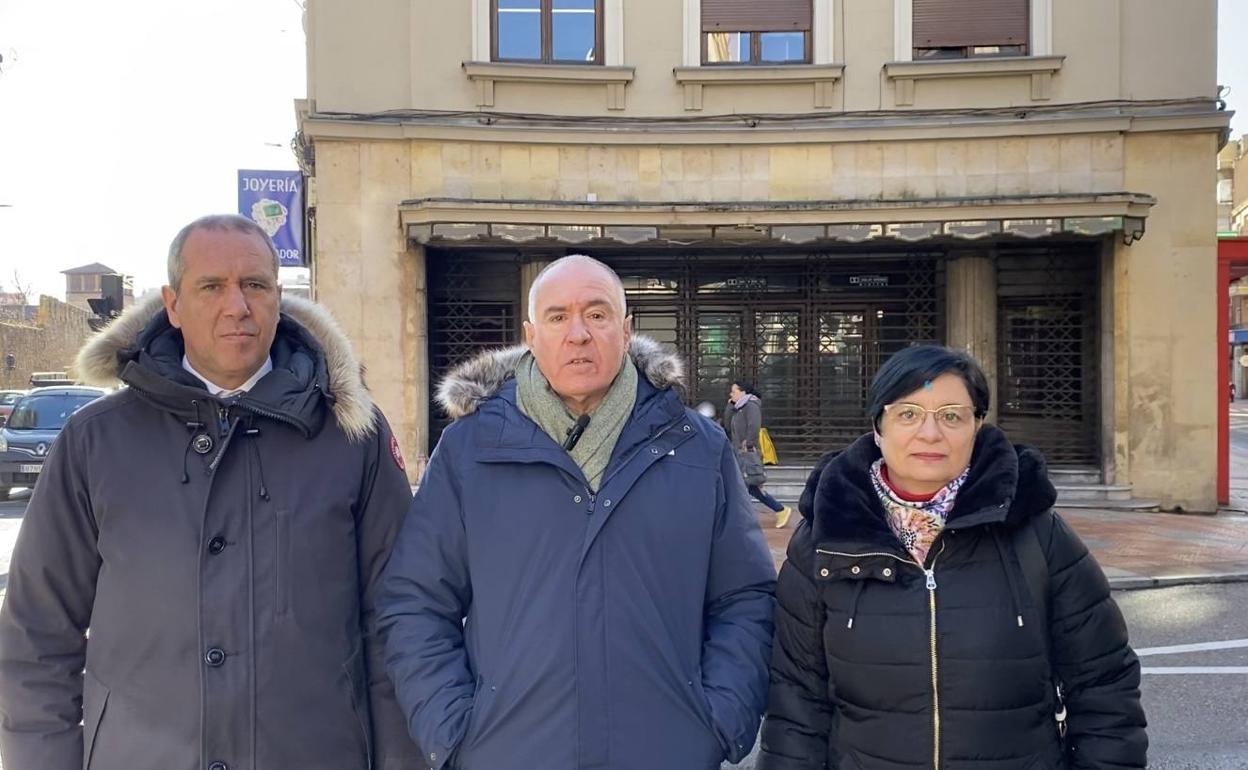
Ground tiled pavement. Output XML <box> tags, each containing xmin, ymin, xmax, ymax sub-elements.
<box><xmin>758</xmin><ymin>505</ymin><xmax>1248</xmax><ymax>589</ymax></box>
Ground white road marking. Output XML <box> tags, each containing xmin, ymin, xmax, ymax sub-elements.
<box><xmin>1142</xmin><ymin>667</ymin><xmax>1248</xmax><ymax>675</ymax></box>
<box><xmin>1136</xmin><ymin>638</ymin><xmax>1248</xmax><ymax>656</ymax></box>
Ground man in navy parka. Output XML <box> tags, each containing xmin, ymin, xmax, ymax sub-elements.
<box><xmin>378</xmin><ymin>255</ymin><xmax>777</xmax><ymax>770</ymax></box>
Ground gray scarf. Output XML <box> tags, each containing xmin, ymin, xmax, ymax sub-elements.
<box><xmin>515</xmin><ymin>352</ymin><xmax>638</xmax><ymax>492</ymax></box>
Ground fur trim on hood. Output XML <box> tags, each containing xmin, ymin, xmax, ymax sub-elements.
<box><xmin>75</xmin><ymin>291</ymin><xmax>377</xmax><ymax>442</ymax></box>
<box><xmin>436</xmin><ymin>335</ymin><xmax>684</xmax><ymax>419</ymax></box>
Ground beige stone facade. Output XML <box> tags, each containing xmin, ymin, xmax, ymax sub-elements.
<box><xmin>300</xmin><ymin>0</ymin><xmax>1228</xmax><ymax>510</ymax></box>
<box><xmin>0</xmin><ymin>297</ymin><xmax>94</xmax><ymax>390</ymax></box>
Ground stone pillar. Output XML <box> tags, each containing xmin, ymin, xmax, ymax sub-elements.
<box><xmin>1109</xmin><ymin>237</ymin><xmax>1131</xmax><ymax>488</ymax></box>
<box><xmin>520</xmin><ymin>257</ymin><xmax>554</xmax><ymax>327</ymax></box>
<box><xmin>407</xmin><ymin>242</ymin><xmax>430</xmax><ymax>478</ymax></box>
<box><xmin>945</xmin><ymin>252</ymin><xmax>998</xmax><ymax>420</ymax></box>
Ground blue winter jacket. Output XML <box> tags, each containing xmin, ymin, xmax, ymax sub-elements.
<box><xmin>378</xmin><ymin>338</ymin><xmax>777</xmax><ymax>770</ymax></box>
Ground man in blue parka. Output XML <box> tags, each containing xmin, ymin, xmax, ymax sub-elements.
<box><xmin>379</xmin><ymin>255</ymin><xmax>777</xmax><ymax>770</ymax></box>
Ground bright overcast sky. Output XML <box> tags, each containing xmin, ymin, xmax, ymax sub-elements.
<box><xmin>1</xmin><ymin>2</ymin><xmax>1246</xmax><ymax>301</ymax></box>
<box><xmin>0</xmin><ymin>0</ymin><xmax>306</xmax><ymax>300</ymax></box>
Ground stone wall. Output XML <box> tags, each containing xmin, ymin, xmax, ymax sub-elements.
<box><xmin>0</xmin><ymin>296</ymin><xmax>93</xmax><ymax>390</ymax></box>
<box><xmin>398</xmin><ymin>134</ymin><xmax>1126</xmax><ymax>204</ymax></box>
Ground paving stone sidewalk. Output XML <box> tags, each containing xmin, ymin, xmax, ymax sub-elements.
<box><xmin>760</xmin><ymin>506</ymin><xmax>1248</xmax><ymax>589</ymax></box>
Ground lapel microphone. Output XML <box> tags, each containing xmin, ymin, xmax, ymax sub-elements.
<box><xmin>563</xmin><ymin>414</ymin><xmax>591</xmax><ymax>451</ymax></box>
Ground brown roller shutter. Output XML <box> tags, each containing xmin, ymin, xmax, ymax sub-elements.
<box><xmin>913</xmin><ymin>0</ymin><xmax>1029</xmax><ymax>48</ymax></box>
<box><xmin>702</xmin><ymin>0</ymin><xmax>812</xmax><ymax>32</ymax></box>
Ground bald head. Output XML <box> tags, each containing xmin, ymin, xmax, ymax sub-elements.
<box><xmin>523</xmin><ymin>254</ymin><xmax>633</xmax><ymax>415</ymax></box>
<box><xmin>527</xmin><ymin>255</ymin><xmax>626</xmax><ymax>324</ymax></box>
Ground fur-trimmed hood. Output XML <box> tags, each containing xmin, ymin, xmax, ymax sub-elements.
<box><xmin>801</xmin><ymin>424</ymin><xmax>1057</xmax><ymax>547</ymax></box>
<box><xmin>75</xmin><ymin>291</ymin><xmax>377</xmax><ymax>441</ymax></box>
<box><xmin>436</xmin><ymin>335</ymin><xmax>684</xmax><ymax>420</ymax></box>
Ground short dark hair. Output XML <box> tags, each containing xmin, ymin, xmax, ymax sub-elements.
<box><xmin>732</xmin><ymin>379</ymin><xmax>757</xmax><ymax>397</ymax></box>
<box><xmin>167</xmin><ymin>214</ymin><xmax>280</xmax><ymax>292</ymax></box>
<box><xmin>866</xmin><ymin>345</ymin><xmax>990</xmax><ymax>432</ymax></box>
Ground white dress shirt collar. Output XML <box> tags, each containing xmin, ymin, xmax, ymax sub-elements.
<box><xmin>182</xmin><ymin>355</ymin><xmax>274</xmax><ymax>397</ymax></box>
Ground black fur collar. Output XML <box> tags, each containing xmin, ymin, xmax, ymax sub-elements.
<box><xmin>801</xmin><ymin>424</ymin><xmax>1057</xmax><ymax>548</ymax></box>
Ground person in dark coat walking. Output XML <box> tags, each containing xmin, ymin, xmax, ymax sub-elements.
<box><xmin>0</xmin><ymin>215</ymin><xmax>420</xmax><ymax>770</ymax></box>
<box><xmin>758</xmin><ymin>345</ymin><xmax>1146</xmax><ymax>770</ymax></box>
<box><xmin>726</xmin><ymin>380</ymin><xmax>792</xmax><ymax>528</ymax></box>
<box><xmin>378</xmin><ymin>255</ymin><xmax>777</xmax><ymax>770</ymax></box>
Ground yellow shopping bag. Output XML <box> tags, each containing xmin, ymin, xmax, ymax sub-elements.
<box><xmin>759</xmin><ymin>428</ymin><xmax>779</xmax><ymax>466</ymax></box>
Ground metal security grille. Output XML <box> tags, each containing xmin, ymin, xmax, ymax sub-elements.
<box><xmin>607</xmin><ymin>252</ymin><xmax>943</xmax><ymax>461</ymax></box>
<box><xmin>996</xmin><ymin>246</ymin><xmax>1100</xmax><ymax>466</ymax></box>
<box><xmin>427</xmin><ymin>250</ymin><xmax>521</xmax><ymax>447</ymax></box>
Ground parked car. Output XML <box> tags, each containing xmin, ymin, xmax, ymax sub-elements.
<box><xmin>0</xmin><ymin>390</ymin><xmax>26</xmax><ymax>427</ymax></box>
<box><xmin>0</xmin><ymin>386</ymin><xmax>106</xmax><ymax>500</ymax></box>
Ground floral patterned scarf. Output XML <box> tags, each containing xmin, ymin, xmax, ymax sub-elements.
<box><xmin>869</xmin><ymin>458</ymin><xmax>970</xmax><ymax>566</ymax></box>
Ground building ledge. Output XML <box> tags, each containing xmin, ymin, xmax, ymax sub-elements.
<box><xmin>299</xmin><ymin>98</ymin><xmax>1227</xmax><ymax>145</ymax></box>
<box><xmin>398</xmin><ymin>192</ymin><xmax>1154</xmax><ymax>246</ymax></box>
<box><xmin>462</xmin><ymin>61</ymin><xmax>636</xmax><ymax>110</ymax></box>
<box><xmin>884</xmin><ymin>55</ymin><xmax>1065</xmax><ymax>105</ymax></box>
<box><xmin>672</xmin><ymin>64</ymin><xmax>845</xmax><ymax>111</ymax></box>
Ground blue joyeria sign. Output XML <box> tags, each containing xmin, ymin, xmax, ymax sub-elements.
<box><xmin>237</xmin><ymin>169</ymin><xmax>304</xmax><ymax>266</ymax></box>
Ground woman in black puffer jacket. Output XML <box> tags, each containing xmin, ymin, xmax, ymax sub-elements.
<box><xmin>757</xmin><ymin>345</ymin><xmax>1146</xmax><ymax>770</ymax></box>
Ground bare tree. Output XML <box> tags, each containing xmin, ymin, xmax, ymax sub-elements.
<box><xmin>7</xmin><ymin>269</ymin><xmax>33</xmax><ymax>305</ymax></box>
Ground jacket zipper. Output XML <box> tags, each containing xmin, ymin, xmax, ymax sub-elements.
<box><xmin>925</xmin><ymin>541</ymin><xmax>946</xmax><ymax>770</ymax></box>
<box><xmin>234</xmin><ymin>399</ymin><xmax>306</xmax><ymax>433</ymax></box>
<box><xmin>815</xmin><ymin>548</ymin><xmax>911</xmax><ymax>564</ymax></box>
<box><xmin>815</xmin><ymin>542</ymin><xmax>946</xmax><ymax>770</ymax></box>
<box><xmin>596</xmin><ymin>415</ymin><xmax>686</xmax><ymax>492</ymax></box>
<box><xmin>123</xmin><ymin>380</ymin><xmax>305</xmax><ymax>435</ymax></box>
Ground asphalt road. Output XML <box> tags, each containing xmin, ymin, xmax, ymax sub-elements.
<box><xmin>1</xmin><ymin>492</ymin><xmax>1246</xmax><ymax>768</ymax></box>
<box><xmin>1117</xmin><ymin>582</ymin><xmax>1248</xmax><ymax>769</ymax></box>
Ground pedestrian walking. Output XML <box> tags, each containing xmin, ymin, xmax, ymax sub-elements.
<box><xmin>758</xmin><ymin>344</ymin><xmax>1147</xmax><ymax>770</ymax></box>
<box><xmin>378</xmin><ymin>254</ymin><xmax>777</xmax><ymax>770</ymax></box>
<box><xmin>726</xmin><ymin>380</ymin><xmax>791</xmax><ymax>528</ymax></box>
<box><xmin>0</xmin><ymin>214</ymin><xmax>419</xmax><ymax>770</ymax></box>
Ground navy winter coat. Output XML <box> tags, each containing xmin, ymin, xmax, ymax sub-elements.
<box><xmin>378</xmin><ymin>338</ymin><xmax>777</xmax><ymax>770</ymax></box>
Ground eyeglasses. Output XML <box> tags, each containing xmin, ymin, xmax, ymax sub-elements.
<box><xmin>881</xmin><ymin>403</ymin><xmax>978</xmax><ymax>432</ymax></box>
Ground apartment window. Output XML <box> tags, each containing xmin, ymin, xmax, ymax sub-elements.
<box><xmin>492</xmin><ymin>0</ymin><xmax>603</xmax><ymax>64</ymax></box>
<box><xmin>702</xmin><ymin>0</ymin><xmax>812</xmax><ymax>65</ymax></box>
<box><xmin>68</xmin><ymin>275</ymin><xmax>96</xmax><ymax>293</ymax></box>
<box><xmin>913</xmin><ymin>0</ymin><xmax>1028</xmax><ymax>59</ymax></box>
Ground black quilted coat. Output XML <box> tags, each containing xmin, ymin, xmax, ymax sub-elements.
<box><xmin>757</xmin><ymin>426</ymin><xmax>1147</xmax><ymax>770</ymax></box>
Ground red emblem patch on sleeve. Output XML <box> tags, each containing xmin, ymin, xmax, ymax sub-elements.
<box><xmin>389</xmin><ymin>434</ymin><xmax>406</xmax><ymax>472</ymax></box>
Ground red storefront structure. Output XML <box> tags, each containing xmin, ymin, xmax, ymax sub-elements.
<box><xmin>1218</xmin><ymin>237</ymin><xmax>1248</xmax><ymax>505</ymax></box>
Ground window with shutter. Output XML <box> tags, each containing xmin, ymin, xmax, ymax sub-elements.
<box><xmin>701</xmin><ymin>0</ymin><xmax>812</xmax><ymax>65</ymax></box>
<box><xmin>912</xmin><ymin>0</ymin><xmax>1029</xmax><ymax>59</ymax></box>
<box><xmin>493</xmin><ymin>0</ymin><xmax>603</xmax><ymax>64</ymax></box>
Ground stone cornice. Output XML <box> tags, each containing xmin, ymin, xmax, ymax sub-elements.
<box><xmin>300</xmin><ymin>100</ymin><xmax>1230</xmax><ymax>145</ymax></box>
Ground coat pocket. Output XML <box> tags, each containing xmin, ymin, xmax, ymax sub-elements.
<box><xmin>275</xmin><ymin>508</ymin><xmax>291</xmax><ymax>616</ymax></box>
<box><xmin>689</xmin><ymin>672</ymin><xmax>730</xmax><ymax>755</ymax></box>
<box><xmin>341</xmin><ymin>646</ymin><xmax>374</xmax><ymax>769</ymax></box>
<box><xmin>836</xmin><ymin>750</ymin><xmax>868</xmax><ymax>770</ymax></box>
<box><xmin>1021</xmin><ymin>753</ymin><xmax>1063</xmax><ymax>770</ymax></box>
<box><xmin>82</xmin><ymin>669</ymin><xmax>110</xmax><ymax>770</ymax></box>
<box><xmin>459</xmin><ymin>675</ymin><xmax>497</xmax><ymax>757</ymax></box>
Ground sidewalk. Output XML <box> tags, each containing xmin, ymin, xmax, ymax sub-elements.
<box><xmin>759</xmin><ymin>506</ymin><xmax>1248</xmax><ymax>590</ymax></box>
